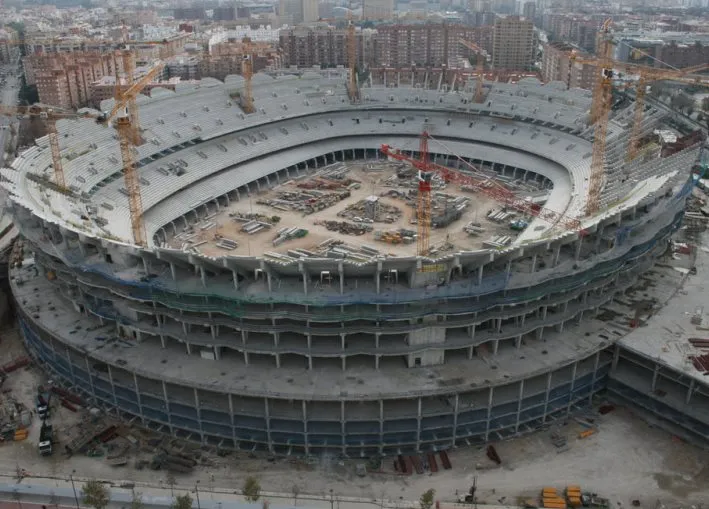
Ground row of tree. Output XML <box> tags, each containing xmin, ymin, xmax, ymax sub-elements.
<box><xmin>68</xmin><ymin>476</ymin><xmax>437</xmax><ymax>509</ymax></box>
<box><xmin>79</xmin><ymin>474</ymin><xmax>263</xmax><ymax>509</ymax></box>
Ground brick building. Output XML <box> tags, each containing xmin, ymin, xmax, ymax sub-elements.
<box><xmin>541</xmin><ymin>41</ymin><xmax>595</xmax><ymax>90</ymax></box>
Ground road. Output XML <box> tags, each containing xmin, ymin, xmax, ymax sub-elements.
<box><xmin>0</xmin><ymin>477</ymin><xmax>520</xmax><ymax>509</ymax></box>
<box><xmin>0</xmin><ymin>60</ymin><xmax>21</xmax><ymax>164</ymax></box>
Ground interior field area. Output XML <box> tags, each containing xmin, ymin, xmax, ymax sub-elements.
<box><xmin>165</xmin><ymin>161</ymin><xmax>548</xmax><ymax>259</ymax></box>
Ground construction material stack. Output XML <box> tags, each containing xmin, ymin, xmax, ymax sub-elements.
<box><xmin>566</xmin><ymin>486</ymin><xmax>582</xmax><ymax>507</ymax></box>
<box><xmin>542</xmin><ymin>487</ymin><xmax>566</xmax><ymax>509</ymax></box>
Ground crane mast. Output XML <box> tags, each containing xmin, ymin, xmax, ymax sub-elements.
<box><xmin>241</xmin><ymin>37</ymin><xmax>255</xmax><ymax>114</ymax></box>
<box><xmin>458</xmin><ymin>39</ymin><xmax>486</xmax><ymax>103</ymax></box>
<box><xmin>347</xmin><ymin>14</ymin><xmax>358</xmax><ymax>102</ymax></box>
<box><xmin>585</xmin><ymin>19</ymin><xmax>614</xmax><ymax>216</ymax></box>
<box><xmin>416</xmin><ymin>133</ymin><xmax>432</xmax><ymax>256</ymax></box>
<box><xmin>46</xmin><ymin>117</ymin><xmax>66</xmax><ymax>189</ymax></box>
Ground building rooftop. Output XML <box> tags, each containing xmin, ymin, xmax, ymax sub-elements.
<box><xmin>0</xmin><ymin>72</ymin><xmax>683</xmax><ymax>261</ymax></box>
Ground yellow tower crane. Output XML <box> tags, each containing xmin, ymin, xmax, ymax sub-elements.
<box><xmin>240</xmin><ymin>37</ymin><xmax>255</xmax><ymax>114</ymax></box>
<box><xmin>458</xmin><ymin>38</ymin><xmax>487</xmax><ymax>103</ymax></box>
<box><xmin>0</xmin><ymin>62</ymin><xmax>165</xmax><ymax>246</ymax></box>
<box><xmin>570</xmin><ymin>19</ymin><xmax>709</xmax><ymax>215</ymax></box>
<box><xmin>346</xmin><ymin>11</ymin><xmax>359</xmax><ymax>102</ymax></box>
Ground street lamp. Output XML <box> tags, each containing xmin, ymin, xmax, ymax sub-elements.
<box><xmin>69</xmin><ymin>470</ymin><xmax>80</xmax><ymax>509</ymax></box>
<box><xmin>195</xmin><ymin>481</ymin><xmax>201</xmax><ymax>509</ymax></box>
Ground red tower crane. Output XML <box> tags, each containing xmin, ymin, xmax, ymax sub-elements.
<box><xmin>381</xmin><ymin>132</ymin><xmax>584</xmax><ymax>256</ymax></box>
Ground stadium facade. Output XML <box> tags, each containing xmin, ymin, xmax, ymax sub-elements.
<box><xmin>3</xmin><ymin>69</ymin><xmax>707</xmax><ymax>455</ymax></box>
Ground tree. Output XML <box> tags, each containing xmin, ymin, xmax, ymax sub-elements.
<box><xmin>420</xmin><ymin>489</ymin><xmax>435</xmax><ymax>509</ymax></box>
<box><xmin>172</xmin><ymin>493</ymin><xmax>193</xmax><ymax>509</ymax></box>
<box><xmin>242</xmin><ymin>476</ymin><xmax>261</xmax><ymax>502</ymax></box>
<box><xmin>131</xmin><ymin>491</ymin><xmax>145</xmax><ymax>509</ymax></box>
<box><xmin>291</xmin><ymin>485</ymin><xmax>300</xmax><ymax>506</ymax></box>
<box><xmin>82</xmin><ymin>480</ymin><xmax>110</xmax><ymax>509</ymax></box>
<box><xmin>166</xmin><ymin>473</ymin><xmax>177</xmax><ymax>498</ymax></box>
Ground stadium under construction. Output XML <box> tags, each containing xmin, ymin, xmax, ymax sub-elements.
<box><xmin>3</xmin><ymin>67</ymin><xmax>709</xmax><ymax>456</ymax></box>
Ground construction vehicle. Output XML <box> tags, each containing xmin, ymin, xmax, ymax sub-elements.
<box><xmin>38</xmin><ymin>421</ymin><xmax>53</xmax><ymax>456</ymax></box>
<box><xmin>381</xmin><ymin>132</ymin><xmax>584</xmax><ymax>256</ymax></box>
<box><xmin>36</xmin><ymin>387</ymin><xmax>51</xmax><ymax>420</ymax></box>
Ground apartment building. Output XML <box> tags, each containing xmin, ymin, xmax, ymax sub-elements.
<box><xmin>89</xmin><ymin>76</ymin><xmax>182</xmax><ymax>107</ymax></box>
<box><xmin>541</xmin><ymin>41</ymin><xmax>595</xmax><ymax>90</ymax></box>
<box><xmin>0</xmin><ymin>28</ymin><xmax>19</xmax><ymax>64</ymax></box>
<box><xmin>279</xmin><ymin>24</ymin><xmax>377</xmax><ymax>69</ymax></box>
<box><xmin>374</xmin><ymin>24</ymin><xmax>494</xmax><ymax>68</ymax></box>
<box><xmin>492</xmin><ymin>16</ymin><xmax>535</xmax><ymax>70</ymax></box>
<box><xmin>26</xmin><ymin>52</ymin><xmax>119</xmax><ymax>109</ymax></box>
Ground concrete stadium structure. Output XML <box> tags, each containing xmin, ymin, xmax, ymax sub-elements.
<box><xmin>2</xmin><ymin>68</ymin><xmax>707</xmax><ymax>455</ymax></box>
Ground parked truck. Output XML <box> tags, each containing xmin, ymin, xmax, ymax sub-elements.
<box><xmin>36</xmin><ymin>387</ymin><xmax>51</xmax><ymax>419</ymax></box>
<box><xmin>38</xmin><ymin>421</ymin><xmax>53</xmax><ymax>456</ymax></box>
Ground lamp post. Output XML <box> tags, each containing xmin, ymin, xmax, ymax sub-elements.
<box><xmin>195</xmin><ymin>481</ymin><xmax>201</xmax><ymax>509</ymax></box>
<box><xmin>69</xmin><ymin>471</ymin><xmax>80</xmax><ymax>509</ymax></box>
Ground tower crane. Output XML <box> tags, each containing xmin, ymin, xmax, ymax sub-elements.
<box><xmin>458</xmin><ymin>39</ymin><xmax>487</xmax><ymax>103</ymax></box>
<box><xmin>240</xmin><ymin>37</ymin><xmax>255</xmax><ymax>114</ymax></box>
<box><xmin>0</xmin><ymin>62</ymin><xmax>165</xmax><ymax>246</ymax></box>
<box><xmin>346</xmin><ymin>9</ymin><xmax>359</xmax><ymax>102</ymax></box>
<box><xmin>569</xmin><ymin>19</ymin><xmax>709</xmax><ymax>214</ymax></box>
<box><xmin>381</xmin><ymin>132</ymin><xmax>583</xmax><ymax>256</ymax></box>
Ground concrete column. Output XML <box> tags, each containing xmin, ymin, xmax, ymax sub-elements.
<box><xmin>567</xmin><ymin>361</ymin><xmax>578</xmax><ymax>412</ymax></box>
<box><xmin>478</xmin><ymin>265</ymin><xmax>484</xmax><ymax>284</ymax></box>
<box><xmin>651</xmin><ymin>364</ymin><xmax>660</xmax><ymax>392</ymax></box>
<box><xmin>552</xmin><ymin>244</ymin><xmax>561</xmax><ymax>267</ymax></box>
<box><xmin>686</xmin><ymin>380</ymin><xmax>695</xmax><ymax>405</ymax></box>
<box><xmin>484</xmin><ymin>387</ymin><xmax>494</xmax><ymax>441</ymax></box>
<box><xmin>339</xmin><ymin>262</ymin><xmax>344</xmax><ymax>294</ymax></box>
<box><xmin>379</xmin><ymin>400</ymin><xmax>385</xmax><ymax>455</ymax></box>
<box><xmin>228</xmin><ymin>393</ymin><xmax>236</xmax><ymax>446</ymax></box>
<box><xmin>302</xmin><ymin>400</ymin><xmax>309</xmax><ymax>455</ymax></box>
<box><xmin>451</xmin><ymin>393</ymin><xmax>460</xmax><ymax>446</ymax></box>
<box><xmin>468</xmin><ymin>346</ymin><xmax>474</xmax><ymax>359</ymax></box>
<box><xmin>132</xmin><ymin>372</ymin><xmax>144</xmax><ymax>423</ymax></box>
<box><xmin>530</xmin><ymin>254</ymin><xmax>537</xmax><ymax>273</ymax></box>
<box><xmin>185</xmin><ymin>341</ymin><xmax>192</xmax><ymax>355</ymax></box>
<box><xmin>243</xmin><ymin>350</ymin><xmax>249</xmax><ymax>365</ymax></box>
<box><xmin>492</xmin><ymin>340</ymin><xmax>499</xmax><ymax>355</ymax></box>
<box><xmin>589</xmin><ymin>350</ymin><xmax>601</xmax><ymax>404</ymax></box>
<box><xmin>85</xmin><ymin>357</ymin><xmax>97</xmax><ymax>404</ymax></box>
<box><xmin>107</xmin><ymin>365</ymin><xmax>119</xmax><ymax>408</ymax></box>
<box><xmin>542</xmin><ymin>371</ymin><xmax>552</xmax><ymax>422</ymax></box>
<box><xmin>416</xmin><ymin>397</ymin><xmax>422</xmax><ymax>451</ymax></box>
<box><xmin>611</xmin><ymin>345</ymin><xmax>620</xmax><ymax>373</ymax></box>
<box><xmin>193</xmin><ymin>388</ymin><xmax>205</xmax><ymax>442</ymax></box>
<box><xmin>162</xmin><ymin>380</ymin><xmax>173</xmax><ymax>433</ymax></box>
<box><xmin>340</xmin><ymin>401</ymin><xmax>346</xmax><ymax>454</ymax></box>
<box><xmin>515</xmin><ymin>380</ymin><xmax>524</xmax><ymax>432</ymax></box>
<box><xmin>264</xmin><ymin>399</ymin><xmax>273</xmax><ymax>452</ymax></box>
<box><xmin>575</xmin><ymin>237</ymin><xmax>583</xmax><ymax>261</ymax></box>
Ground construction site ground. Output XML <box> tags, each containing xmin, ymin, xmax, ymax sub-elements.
<box><xmin>0</xmin><ymin>321</ymin><xmax>706</xmax><ymax>508</ymax></box>
<box><xmin>167</xmin><ymin>163</ymin><xmax>511</xmax><ymax>259</ymax></box>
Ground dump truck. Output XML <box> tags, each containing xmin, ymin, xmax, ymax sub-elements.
<box><xmin>38</xmin><ymin>421</ymin><xmax>53</xmax><ymax>456</ymax></box>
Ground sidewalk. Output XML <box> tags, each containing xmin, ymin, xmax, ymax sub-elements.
<box><xmin>0</xmin><ymin>476</ymin><xmax>517</xmax><ymax>509</ymax></box>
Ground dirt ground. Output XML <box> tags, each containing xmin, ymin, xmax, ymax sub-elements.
<box><xmin>0</xmin><ymin>320</ymin><xmax>706</xmax><ymax>509</ymax></box>
<box><xmin>167</xmin><ymin>163</ymin><xmax>512</xmax><ymax>259</ymax></box>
